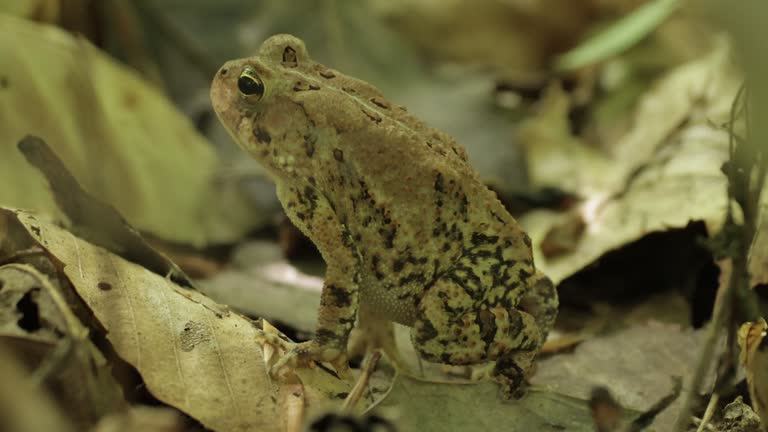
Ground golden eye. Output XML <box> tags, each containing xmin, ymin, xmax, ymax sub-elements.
<box><xmin>237</xmin><ymin>67</ymin><xmax>265</xmax><ymax>99</ymax></box>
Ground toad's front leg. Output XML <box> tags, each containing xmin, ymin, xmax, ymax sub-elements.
<box><xmin>259</xmin><ymin>184</ymin><xmax>361</xmax><ymax>376</ymax></box>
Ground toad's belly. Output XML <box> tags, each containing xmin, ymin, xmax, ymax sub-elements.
<box><xmin>359</xmin><ymin>277</ymin><xmax>419</xmax><ymax>326</ymax></box>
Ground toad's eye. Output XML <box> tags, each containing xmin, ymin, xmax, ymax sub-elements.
<box><xmin>238</xmin><ymin>68</ymin><xmax>265</xmax><ymax>99</ymax></box>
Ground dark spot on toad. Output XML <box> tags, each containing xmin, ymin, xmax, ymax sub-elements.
<box><xmin>333</xmin><ymin>149</ymin><xmax>344</xmax><ymax>162</ymax></box>
<box><xmin>370</xmin><ymin>98</ymin><xmax>390</xmax><ymax>109</ymax></box>
<box><xmin>361</xmin><ymin>108</ymin><xmax>382</xmax><ymax>123</ymax></box>
<box><xmin>319</xmin><ymin>70</ymin><xmax>336</xmax><ymax>79</ymax></box>
<box><xmin>0</xmin><ymin>76</ymin><xmax>8</xmax><ymax>89</ymax></box>
<box><xmin>471</xmin><ymin>233</ymin><xmax>499</xmax><ymax>246</ymax></box>
<box><xmin>518</xmin><ymin>267</ymin><xmax>532</xmax><ymax>282</ymax></box>
<box><xmin>304</xmin><ymin>134</ymin><xmax>316</xmax><ymax>157</ymax></box>
<box><xmin>414</xmin><ymin>319</ymin><xmax>438</xmax><ymax>345</ymax></box>
<box><xmin>254</xmin><ymin>127</ymin><xmax>271</xmax><ymax>144</ymax></box>
<box><xmin>393</xmin><ymin>259</ymin><xmax>405</xmax><ymax>273</ymax></box>
<box><xmin>282</xmin><ymin>47</ymin><xmax>298</xmax><ymax>67</ymax></box>
<box><xmin>315</xmin><ymin>329</ymin><xmax>339</xmax><ymax>345</ymax></box>
<box><xmin>325</xmin><ymin>284</ymin><xmax>352</xmax><ymax>307</ymax></box>
<box><xmin>478</xmin><ymin>309</ymin><xmax>497</xmax><ymax>347</ymax></box>
<box><xmin>30</xmin><ymin>225</ymin><xmax>40</xmax><ymax>236</ymax></box>
<box><xmin>434</xmin><ymin>173</ymin><xmax>444</xmax><ymax>193</ymax></box>
<box><xmin>97</xmin><ymin>282</ymin><xmax>112</xmax><ymax>291</ymax></box>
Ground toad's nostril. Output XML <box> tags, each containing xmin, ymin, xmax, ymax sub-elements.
<box><xmin>220</xmin><ymin>68</ymin><xmax>228</xmax><ymax>76</ymax></box>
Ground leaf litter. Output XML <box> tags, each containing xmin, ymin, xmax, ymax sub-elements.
<box><xmin>2</xmin><ymin>206</ymin><xmax>361</xmax><ymax>431</ymax></box>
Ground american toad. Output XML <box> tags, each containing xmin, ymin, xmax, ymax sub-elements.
<box><xmin>210</xmin><ymin>34</ymin><xmax>558</xmax><ymax>396</ymax></box>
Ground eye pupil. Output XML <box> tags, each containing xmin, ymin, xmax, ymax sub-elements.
<box><xmin>238</xmin><ymin>73</ymin><xmax>264</xmax><ymax>97</ymax></box>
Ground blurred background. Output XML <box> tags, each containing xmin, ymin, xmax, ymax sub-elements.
<box><xmin>0</xmin><ymin>1</ymin><xmax>767</xmax><ymax>431</ymax></box>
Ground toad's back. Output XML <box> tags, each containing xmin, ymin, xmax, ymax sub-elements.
<box><xmin>211</xmin><ymin>34</ymin><xmax>536</xmax><ymax>326</ymax></box>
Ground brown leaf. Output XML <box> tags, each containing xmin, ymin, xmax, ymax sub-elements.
<box><xmin>738</xmin><ymin>318</ymin><xmax>768</xmax><ymax>426</ymax></box>
<box><xmin>17</xmin><ymin>135</ymin><xmax>195</xmax><ymax>289</ymax></box>
<box><xmin>0</xmin><ymin>262</ymin><xmax>125</xmax><ymax>427</ymax></box>
<box><xmin>521</xmin><ymin>40</ymin><xmax>742</xmax><ymax>284</ymax></box>
<box><xmin>7</xmin><ymin>207</ymin><xmax>357</xmax><ymax>431</ymax></box>
<box><xmin>532</xmin><ymin>321</ymin><xmax>709</xmax><ymax>430</ymax></box>
<box><xmin>0</xmin><ymin>14</ymin><xmax>258</xmax><ymax>247</ymax></box>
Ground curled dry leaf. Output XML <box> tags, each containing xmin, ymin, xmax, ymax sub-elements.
<box><xmin>521</xmin><ymin>40</ymin><xmax>742</xmax><ymax>283</ymax></box>
<box><xmin>738</xmin><ymin>318</ymin><xmax>768</xmax><ymax>426</ymax></box>
<box><xmin>2</xmin><ymin>207</ymin><xmax>359</xmax><ymax>432</ymax></box>
<box><xmin>0</xmin><ymin>262</ymin><xmax>124</xmax><ymax>428</ymax></box>
<box><xmin>17</xmin><ymin>135</ymin><xmax>196</xmax><ymax>289</ymax></box>
<box><xmin>749</xmin><ymin>214</ymin><xmax>768</xmax><ymax>286</ymax></box>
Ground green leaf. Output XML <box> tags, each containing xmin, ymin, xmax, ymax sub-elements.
<box><xmin>555</xmin><ymin>0</ymin><xmax>681</xmax><ymax>71</ymax></box>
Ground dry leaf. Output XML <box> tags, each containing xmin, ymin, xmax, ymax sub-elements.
<box><xmin>3</xmin><ymin>206</ymin><xmax>361</xmax><ymax>431</ymax></box>
<box><xmin>370</xmin><ymin>0</ymin><xmax>597</xmax><ymax>80</ymax></box>
<box><xmin>0</xmin><ymin>342</ymin><xmax>77</xmax><ymax>432</ymax></box>
<box><xmin>0</xmin><ymin>263</ymin><xmax>125</xmax><ymax>428</ymax></box>
<box><xmin>738</xmin><ymin>318</ymin><xmax>768</xmax><ymax>426</ymax></box>
<box><xmin>17</xmin><ymin>135</ymin><xmax>195</xmax><ymax>288</ymax></box>
<box><xmin>0</xmin><ymin>14</ymin><xmax>256</xmax><ymax>247</ymax></box>
<box><xmin>521</xmin><ymin>40</ymin><xmax>741</xmax><ymax>284</ymax></box>
<box><xmin>199</xmin><ymin>241</ymin><xmax>323</xmax><ymax>334</ymax></box>
<box><xmin>377</xmin><ymin>376</ymin><xmax>627</xmax><ymax>431</ymax></box>
<box><xmin>749</xmin><ymin>211</ymin><xmax>768</xmax><ymax>286</ymax></box>
<box><xmin>93</xmin><ymin>406</ymin><xmax>183</xmax><ymax>432</ymax></box>
<box><xmin>532</xmin><ymin>321</ymin><xmax>708</xmax><ymax>430</ymax></box>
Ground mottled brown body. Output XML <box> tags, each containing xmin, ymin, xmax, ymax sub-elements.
<box><xmin>210</xmin><ymin>34</ymin><xmax>558</xmax><ymax>396</ymax></box>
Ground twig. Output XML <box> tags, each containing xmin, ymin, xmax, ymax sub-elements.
<box><xmin>674</xmin><ymin>79</ymin><xmax>766</xmax><ymax>429</ymax></box>
<box><xmin>342</xmin><ymin>350</ymin><xmax>381</xmax><ymax>411</ymax></box>
<box><xmin>695</xmin><ymin>393</ymin><xmax>719</xmax><ymax>432</ymax></box>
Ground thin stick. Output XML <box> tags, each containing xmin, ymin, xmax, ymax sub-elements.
<box><xmin>672</xmin><ymin>267</ymin><xmax>732</xmax><ymax>431</ymax></box>
<box><xmin>342</xmin><ymin>350</ymin><xmax>382</xmax><ymax>411</ymax></box>
<box><xmin>695</xmin><ymin>393</ymin><xmax>719</xmax><ymax>432</ymax></box>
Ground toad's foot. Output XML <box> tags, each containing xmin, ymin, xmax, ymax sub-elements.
<box><xmin>256</xmin><ymin>332</ymin><xmax>349</xmax><ymax>377</ymax></box>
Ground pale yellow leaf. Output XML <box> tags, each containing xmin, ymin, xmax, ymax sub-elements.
<box><xmin>0</xmin><ymin>14</ymin><xmax>257</xmax><ymax>247</ymax></box>
<box><xmin>521</xmin><ymin>40</ymin><xmax>741</xmax><ymax>283</ymax></box>
<box><xmin>6</xmin><ymin>206</ymin><xmax>361</xmax><ymax>431</ymax></box>
<box><xmin>9</xmin><ymin>208</ymin><xmax>280</xmax><ymax>431</ymax></box>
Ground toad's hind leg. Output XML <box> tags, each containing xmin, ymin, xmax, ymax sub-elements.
<box><xmin>411</xmin><ymin>275</ymin><xmax>545</xmax><ymax>397</ymax></box>
<box><xmin>519</xmin><ymin>271</ymin><xmax>558</xmax><ymax>341</ymax></box>
<box><xmin>411</xmin><ymin>277</ymin><xmax>490</xmax><ymax>366</ymax></box>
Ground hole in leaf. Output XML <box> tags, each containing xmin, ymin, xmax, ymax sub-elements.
<box><xmin>16</xmin><ymin>289</ymin><xmax>41</xmax><ymax>332</ymax></box>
